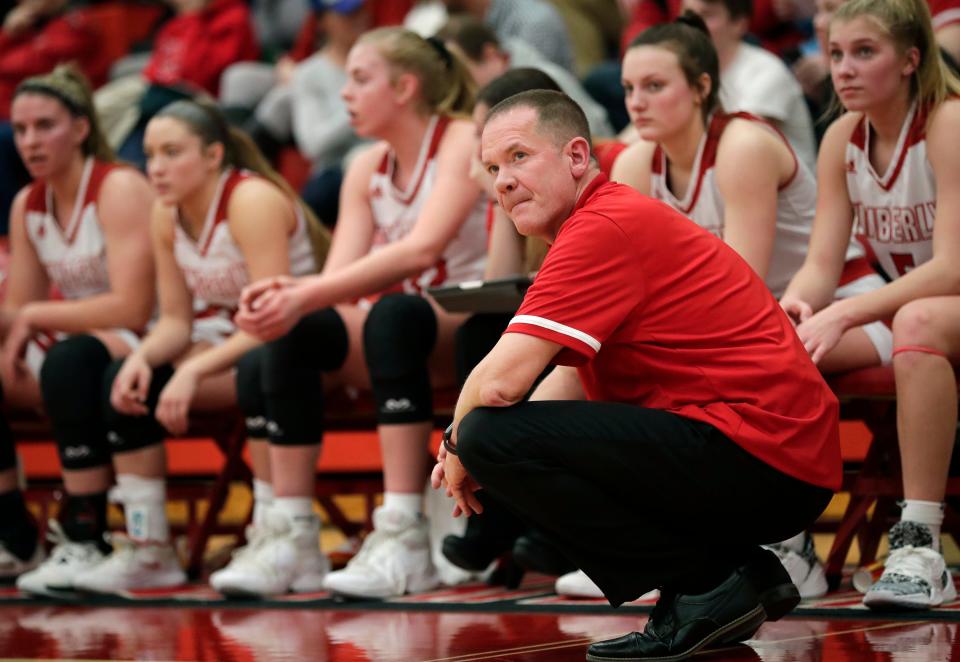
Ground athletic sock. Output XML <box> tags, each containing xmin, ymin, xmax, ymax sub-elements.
<box><xmin>383</xmin><ymin>492</ymin><xmax>422</xmax><ymax>519</ymax></box>
<box><xmin>114</xmin><ymin>474</ymin><xmax>169</xmax><ymax>543</ymax></box>
<box><xmin>0</xmin><ymin>488</ymin><xmax>37</xmax><ymax>560</ymax></box>
<box><xmin>252</xmin><ymin>479</ymin><xmax>275</xmax><ymax>528</ymax></box>
<box><xmin>777</xmin><ymin>532</ymin><xmax>807</xmax><ymax>553</ymax></box>
<box><xmin>272</xmin><ymin>497</ymin><xmax>317</xmax><ymax>537</ymax></box>
<box><xmin>59</xmin><ymin>491</ymin><xmax>112</xmax><ymax>554</ymax></box>
<box><xmin>901</xmin><ymin>500</ymin><xmax>944</xmax><ymax>552</ymax></box>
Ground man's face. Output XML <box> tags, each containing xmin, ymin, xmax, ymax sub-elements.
<box><xmin>447</xmin><ymin>41</ymin><xmax>508</xmax><ymax>88</ymax></box>
<box><xmin>480</xmin><ymin>106</ymin><xmax>579</xmax><ymax>240</ymax></box>
<box><xmin>682</xmin><ymin>0</ymin><xmax>746</xmax><ymax>53</ymax></box>
<box><xmin>440</xmin><ymin>0</ymin><xmax>484</xmax><ymax>17</ymax></box>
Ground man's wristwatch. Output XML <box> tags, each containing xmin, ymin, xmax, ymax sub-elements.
<box><xmin>442</xmin><ymin>422</ymin><xmax>457</xmax><ymax>455</ymax></box>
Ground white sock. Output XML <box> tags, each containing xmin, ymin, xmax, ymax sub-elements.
<box><xmin>778</xmin><ymin>532</ymin><xmax>807</xmax><ymax>553</ymax></box>
<box><xmin>273</xmin><ymin>496</ymin><xmax>316</xmax><ymax>524</ymax></box>
<box><xmin>252</xmin><ymin>479</ymin><xmax>274</xmax><ymax>528</ymax></box>
<box><xmin>383</xmin><ymin>492</ymin><xmax>422</xmax><ymax>518</ymax></box>
<box><xmin>115</xmin><ymin>474</ymin><xmax>169</xmax><ymax>543</ymax></box>
<box><xmin>901</xmin><ymin>499</ymin><xmax>944</xmax><ymax>551</ymax></box>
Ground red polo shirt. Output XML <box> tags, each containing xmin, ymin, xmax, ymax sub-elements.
<box><xmin>505</xmin><ymin>174</ymin><xmax>841</xmax><ymax>490</ymax></box>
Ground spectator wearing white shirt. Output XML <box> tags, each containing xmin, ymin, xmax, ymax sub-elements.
<box><xmin>439</xmin><ymin>0</ymin><xmax>576</xmax><ymax>73</ymax></box>
<box><xmin>683</xmin><ymin>0</ymin><xmax>817</xmax><ymax>172</ymax></box>
<box><xmin>439</xmin><ymin>15</ymin><xmax>613</xmax><ymax>137</ymax></box>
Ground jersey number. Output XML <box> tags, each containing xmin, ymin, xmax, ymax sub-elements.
<box><xmin>890</xmin><ymin>252</ymin><xmax>916</xmax><ymax>277</ymax></box>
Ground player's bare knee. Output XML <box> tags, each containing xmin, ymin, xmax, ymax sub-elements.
<box><xmin>892</xmin><ymin>299</ymin><xmax>939</xmax><ymax>348</ymax></box>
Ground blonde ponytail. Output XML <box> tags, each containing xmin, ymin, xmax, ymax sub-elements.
<box><xmin>359</xmin><ymin>27</ymin><xmax>476</xmax><ymax>116</ymax></box>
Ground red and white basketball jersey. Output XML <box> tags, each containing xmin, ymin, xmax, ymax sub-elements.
<box><xmin>931</xmin><ymin>0</ymin><xmax>960</xmax><ymax>30</ymax></box>
<box><xmin>174</xmin><ymin>169</ymin><xmax>317</xmax><ymax>324</ymax></box>
<box><xmin>846</xmin><ymin>102</ymin><xmax>935</xmax><ymax>280</ymax></box>
<box><xmin>368</xmin><ymin>115</ymin><xmax>486</xmax><ymax>294</ymax></box>
<box><xmin>649</xmin><ymin>113</ymin><xmax>850</xmax><ymax>298</ymax></box>
<box><xmin>24</xmin><ymin>158</ymin><xmax>120</xmax><ymax>300</ymax></box>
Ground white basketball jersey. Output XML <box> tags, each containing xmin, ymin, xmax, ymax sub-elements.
<box><xmin>650</xmin><ymin>112</ymin><xmax>861</xmax><ymax>298</ymax></box>
<box><xmin>649</xmin><ymin>113</ymin><xmax>817</xmax><ymax>298</ymax></box>
<box><xmin>846</xmin><ymin>102</ymin><xmax>935</xmax><ymax>280</ymax></box>
<box><xmin>368</xmin><ymin>115</ymin><xmax>486</xmax><ymax>295</ymax></box>
<box><xmin>24</xmin><ymin>158</ymin><xmax>120</xmax><ymax>300</ymax></box>
<box><xmin>173</xmin><ymin>169</ymin><xmax>317</xmax><ymax>326</ymax></box>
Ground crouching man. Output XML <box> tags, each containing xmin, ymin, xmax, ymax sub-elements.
<box><xmin>432</xmin><ymin>90</ymin><xmax>839</xmax><ymax>662</ymax></box>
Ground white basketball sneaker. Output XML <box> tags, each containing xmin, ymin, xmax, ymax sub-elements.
<box><xmin>210</xmin><ymin>510</ymin><xmax>329</xmax><ymax>597</ymax></box>
<box><xmin>16</xmin><ymin>521</ymin><xmax>105</xmax><ymax>596</ymax></box>
<box><xmin>0</xmin><ymin>540</ymin><xmax>44</xmax><ymax>582</ymax></box>
<box><xmin>864</xmin><ymin>521</ymin><xmax>956</xmax><ymax>610</ymax></box>
<box><xmin>555</xmin><ymin>569</ymin><xmax>604</xmax><ymax>598</ymax></box>
<box><xmin>764</xmin><ymin>532</ymin><xmax>828</xmax><ymax>599</ymax></box>
<box><xmin>72</xmin><ymin>534</ymin><xmax>186</xmax><ymax>594</ymax></box>
<box><xmin>322</xmin><ymin>506</ymin><xmax>440</xmax><ymax>599</ymax></box>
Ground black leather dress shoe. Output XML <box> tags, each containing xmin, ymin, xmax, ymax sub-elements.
<box><xmin>441</xmin><ymin>492</ymin><xmax>526</xmax><ymax>572</ymax></box>
<box><xmin>741</xmin><ymin>547</ymin><xmax>801</xmax><ymax>621</ymax></box>
<box><xmin>512</xmin><ymin>531</ymin><xmax>576</xmax><ymax>576</ymax></box>
<box><xmin>585</xmin><ymin>568</ymin><xmax>766</xmax><ymax>661</ymax></box>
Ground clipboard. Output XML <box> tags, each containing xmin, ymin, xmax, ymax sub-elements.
<box><xmin>427</xmin><ymin>275</ymin><xmax>532</xmax><ymax>314</ymax></box>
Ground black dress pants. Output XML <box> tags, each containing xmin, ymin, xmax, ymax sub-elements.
<box><xmin>457</xmin><ymin>401</ymin><xmax>833</xmax><ymax>607</ymax></box>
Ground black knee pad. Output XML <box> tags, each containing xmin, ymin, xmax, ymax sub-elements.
<box><xmin>0</xmin><ymin>381</ymin><xmax>12</xmax><ymax>472</ymax></box>
<box><xmin>101</xmin><ymin>359</ymin><xmax>174</xmax><ymax>454</ymax></box>
<box><xmin>364</xmin><ymin>294</ymin><xmax>437</xmax><ymax>424</ymax></box>
<box><xmin>236</xmin><ymin>347</ymin><xmax>269</xmax><ymax>438</ymax></box>
<box><xmin>0</xmin><ymin>414</ymin><xmax>14</xmax><ymax>472</ymax></box>
<box><xmin>260</xmin><ymin>308</ymin><xmax>348</xmax><ymax>445</ymax></box>
<box><xmin>455</xmin><ymin>313</ymin><xmax>512</xmax><ymax>386</ymax></box>
<box><xmin>39</xmin><ymin>335</ymin><xmax>113</xmax><ymax>470</ymax></box>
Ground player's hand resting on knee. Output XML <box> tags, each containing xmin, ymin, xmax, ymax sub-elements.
<box><xmin>111</xmin><ymin>353</ymin><xmax>152</xmax><ymax>416</ymax></box>
<box><xmin>155</xmin><ymin>366</ymin><xmax>199</xmax><ymax>436</ymax></box>
<box><xmin>0</xmin><ymin>310</ymin><xmax>34</xmax><ymax>384</ymax></box>
<box><xmin>779</xmin><ymin>295</ymin><xmax>813</xmax><ymax>327</ymax></box>
<box><xmin>236</xmin><ymin>275</ymin><xmax>307</xmax><ymax>341</ymax></box>
<box><xmin>796</xmin><ymin>300</ymin><xmax>852</xmax><ymax>364</ymax></box>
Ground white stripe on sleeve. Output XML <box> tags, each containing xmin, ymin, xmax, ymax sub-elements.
<box><xmin>509</xmin><ymin>315</ymin><xmax>601</xmax><ymax>352</ymax></box>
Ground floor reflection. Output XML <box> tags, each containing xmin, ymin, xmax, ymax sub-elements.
<box><xmin>0</xmin><ymin>604</ymin><xmax>958</xmax><ymax>661</ymax></box>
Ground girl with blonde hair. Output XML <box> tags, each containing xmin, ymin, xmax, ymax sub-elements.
<box><xmin>780</xmin><ymin>0</ymin><xmax>960</xmax><ymax>610</ymax></box>
<box><xmin>233</xmin><ymin>27</ymin><xmax>488</xmax><ymax>599</ymax></box>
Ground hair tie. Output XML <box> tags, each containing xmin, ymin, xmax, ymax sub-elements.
<box><xmin>16</xmin><ymin>77</ymin><xmax>86</xmax><ymax>117</ymax></box>
<box><xmin>426</xmin><ymin>35</ymin><xmax>453</xmax><ymax>69</ymax></box>
<box><xmin>675</xmin><ymin>10</ymin><xmax>711</xmax><ymax>37</ymax></box>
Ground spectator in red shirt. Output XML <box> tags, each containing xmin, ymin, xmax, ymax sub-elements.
<box><xmin>104</xmin><ymin>0</ymin><xmax>259</xmax><ymax>170</ymax></box>
<box><xmin>622</xmin><ymin>0</ymin><xmax>809</xmax><ymax>57</ymax></box>
<box><xmin>0</xmin><ymin>0</ymin><xmax>111</xmax><ymax>120</ymax></box>
<box><xmin>142</xmin><ymin>0</ymin><xmax>258</xmax><ymax>98</ymax></box>
<box><xmin>433</xmin><ymin>90</ymin><xmax>839</xmax><ymax>660</ymax></box>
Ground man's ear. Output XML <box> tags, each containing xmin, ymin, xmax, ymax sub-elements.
<box><xmin>565</xmin><ymin>136</ymin><xmax>592</xmax><ymax>177</ymax></box>
<box><xmin>733</xmin><ymin>15</ymin><xmax>750</xmax><ymax>39</ymax></box>
<box><xmin>481</xmin><ymin>42</ymin><xmax>509</xmax><ymax>68</ymax></box>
